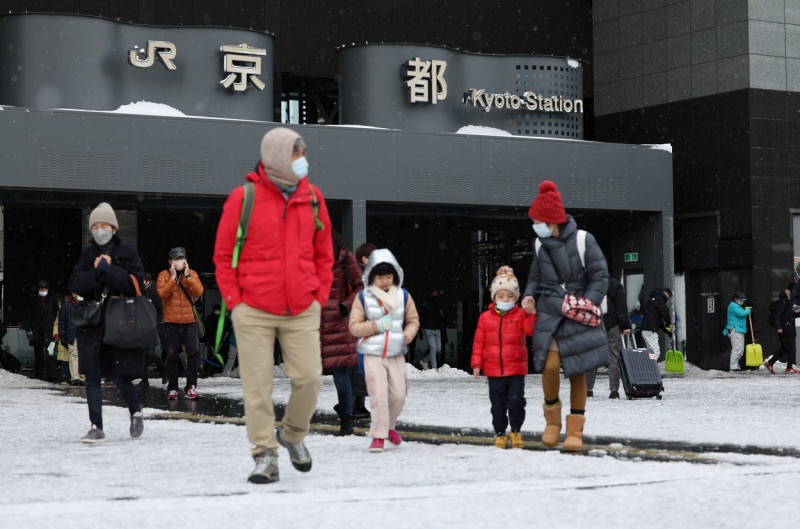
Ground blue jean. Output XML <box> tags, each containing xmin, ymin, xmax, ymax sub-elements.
<box><xmin>331</xmin><ymin>366</ymin><xmax>354</xmax><ymax>418</ymax></box>
<box><xmin>424</xmin><ymin>329</ymin><xmax>441</xmax><ymax>369</ymax></box>
<box><xmin>84</xmin><ymin>351</ymin><xmax>141</xmax><ymax>431</ymax></box>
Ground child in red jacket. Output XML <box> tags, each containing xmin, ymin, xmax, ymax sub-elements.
<box><xmin>471</xmin><ymin>266</ymin><xmax>536</xmax><ymax>449</ymax></box>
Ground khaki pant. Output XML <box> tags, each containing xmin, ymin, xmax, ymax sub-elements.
<box><xmin>363</xmin><ymin>354</ymin><xmax>408</xmax><ymax>439</ymax></box>
<box><xmin>68</xmin><ymin>342</ymin><xmax>84</xmax><ymax>382</ymax></box>
<box><xmin>232</xmin><ymin>301</ymin><xmax>322</xmax><ymax>457</ymax></box>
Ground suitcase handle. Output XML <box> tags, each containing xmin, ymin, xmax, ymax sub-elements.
<box><xmin>623</xmin><ymin>333</ymin><xmax>639</xmax><ymax>349</ymax></box>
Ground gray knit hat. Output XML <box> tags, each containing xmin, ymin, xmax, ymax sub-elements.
<box><xmin>88</xmin><ymin>202</ymin><xmax>118</xmax><ymax>230</ymax></box>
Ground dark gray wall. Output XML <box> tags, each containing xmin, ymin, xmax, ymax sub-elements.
<box><xmin>0</xmin><ymin>13</ymin><xmax>273</xmax><ymax>120</ymax></box>
<box><xmin>0</xmin><ymin>106</ymin><xmax>672</xmax><ymax>213</ymax></box>
<box><xmin>339</xmin><ymin>44</ymin><xmax>584</xmax><ymax>137</ymax></box>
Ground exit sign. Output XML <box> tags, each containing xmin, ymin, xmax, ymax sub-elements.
<box><xmin>624</xmin><ymin>252</ymin><xmax>638</xmax><ymax>263</ymax></box>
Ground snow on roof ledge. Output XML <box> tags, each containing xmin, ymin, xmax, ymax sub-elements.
<box><xmin>644</xmin><ymin>143</ymin><xmax>673</xmax><ymax>153</ymax></box>
<box><xmin>113</xmin><ymin>101</ymin><xmax>186</xmax><ymax>117</ymax></box>
<box><xmin>455</xmin><ymin>125</ymin><xmax>513</xmax><ymax>137</ymax></box>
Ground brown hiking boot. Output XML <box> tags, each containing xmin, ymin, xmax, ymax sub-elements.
<box><xmin>509</xmin><ymin>431</ymin><xmax>523</xmax><ymax>449</ymax></box>
<box><xmin>562</xmin><ymin>414</ymin><xmax>585</xmax><ymax>452</ymax></box>
<box><xmin>494</xmin><ymin>434</ymin><xmax>509</xmax><ymax>449</ymax></box>
<box><xmin>542</xmin><ymin>402</ymin><xmax>562</xmax><ymax>447</ymax></box>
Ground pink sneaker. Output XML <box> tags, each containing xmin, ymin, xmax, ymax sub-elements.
<box><xmin>387</xmin><ymin>429</ymin><xmax>403</xmax><ymax>446</ymax></box>
<box><xmin>167</xmin><ymin>390</ymin><xmax>178</xmax><ymax>400</ymax></box>
<box><xmin>185</xmin><ymin>385</ymin><xmax>198</xmax><ymax>399</ymax></box>
<box><xmin>369</xmin><ymin>438</ymin><xmax>384</xmax><ymax>452</ymax></box>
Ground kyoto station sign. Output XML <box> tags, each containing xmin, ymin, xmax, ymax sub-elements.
<box><xmin>339</xmin><ymin>44</ymin><xmax>584</xmax><ymax>138</ymax></box>
<box><xmin>0</xmin><ymin>14</ymin><xmax>274</xmax><ymax>121</ymax></box>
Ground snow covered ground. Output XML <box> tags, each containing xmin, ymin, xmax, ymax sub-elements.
<box><xmin>2</xmin><ymin>362</ymin><xmax>799</xmax><ymax>528</ymax></box>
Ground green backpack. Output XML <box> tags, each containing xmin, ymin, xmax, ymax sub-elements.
<box><xmin>214</xmin><ymin>182</ymin><xmax>324</xmax><ymax>362</ymax></box>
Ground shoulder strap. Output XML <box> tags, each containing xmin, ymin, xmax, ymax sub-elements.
<box><xmin>309</xmin><ymin>185</ymin><xmax>324</xmax><ymax>231</ymax></box>
<box><xmin>576</xmin><ymin>230</ymin><xmax>587</xmax><ymax>269</ymax></box>
<box><xmin>232</xmin><ymin>182</ymin><xmax>255</xmax><ymax>269</ymax></box>
<box><xmin>359</xmin><ymin>290</ymin><xmax>365</xmax><ymax>307</ymax></box>
<box><xmin>403</xmin><ymin>288</ymin><xmax>409</xmax><ymax>306</ymax></box>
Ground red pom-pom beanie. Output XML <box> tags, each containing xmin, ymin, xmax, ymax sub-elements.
<box><xmin>528</xmin><ymin>180</ymin><xmax>567</xmax><ymax>224</ymax></box>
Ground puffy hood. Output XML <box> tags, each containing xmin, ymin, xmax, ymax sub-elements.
<box><xmin>362</xmin><ymin>248</ymin><xmax>404</xmax><ymax>288</ymax></box>
<box><xmin>260</xmin><ymin>127</ymin><xmax>303</xmax><ymax>187</ymax></box>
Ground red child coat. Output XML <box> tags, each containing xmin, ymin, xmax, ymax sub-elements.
<box><xmin>471</xmin><ymin>304</ymin><xmax>536</xmax><ymax>377</ymax></box>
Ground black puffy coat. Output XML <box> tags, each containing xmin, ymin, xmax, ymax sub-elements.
<box><xmin>25</xmin><ymin>295</ymin><xmax>59</xmax><ymax>348</ymax></box>
<box><xmin>523</xmin><ymin>216</ymin><xmax>609</xmax><ymax>376</ymax></box>
<box><xmin>773</xmin><ymin>295</ymin><xmax>797</xmax><ymax>337</ymax></box>
<box><xmin>68</xmin><ymin>240</ymin><xmax>146</xmax><ymax>377</ymax></box>
<box><xmin>603</xmin><ymin>277</ymin><xmax>631</xmax><ymax>331</ymax></box>
<box><xmin>641</xmin><ymin>290</ymin><xmax>671</xmax><ymax>333</ymax></box>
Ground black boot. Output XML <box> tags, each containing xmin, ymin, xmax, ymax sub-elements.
<box><xmin>338</xmin><ymin>416</ymin><xmax>354</xmax><ymax>436</ymax></box>
<box><xmin>352</xmin><ymin>396</ymin><xmax>370</xmax><ymax>419</ymax></box>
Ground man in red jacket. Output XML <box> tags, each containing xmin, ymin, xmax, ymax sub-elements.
<box><xmin>213</xmin><ymin>127</ymin><xmax>333</xmax><ymax>484</ymax></box>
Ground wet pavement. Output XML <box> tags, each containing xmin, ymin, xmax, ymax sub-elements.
<box><xmin>49</xmin><ymin>378</ymin><xmax>800</xmax><ymax>463</ymax></box>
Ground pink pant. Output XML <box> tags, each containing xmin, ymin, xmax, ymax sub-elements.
<box><xmin>363</xmin><ymin>354</ymin><xmax>408</xmax><ymax>439</ymax></box>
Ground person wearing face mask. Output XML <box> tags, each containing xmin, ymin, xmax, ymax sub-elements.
<box><xmin>68</xmin><ymin>202</ymin><xmax>145</xmax><ymax>443</ymax></box>
<box><xmin>24</xmin><ymin>279</ymin><xmax>60</xmax><ymax>381</ymax></box>
<box><xmin>471</xmin><ymin>266</ymin><xmax>536</xmax><ymax>449</ymax></box>
<box><xmin>521</xmin><ymin>181</ymin><xmax>609</xmax><ymax>452</ymax></box>
<box><xmin>157</xmin><ymin>247</ymin><xmax>205</xmax><ymax>400</ymax></box>
<box><xmin>138</xmin><ymin>272</ymin><xmax>165</xmax><ymax>386</ymax></box>
<box><xmin>213</xmin><ymin>127</ymin><xmax>333</xmax><ymax>483</ymax></box>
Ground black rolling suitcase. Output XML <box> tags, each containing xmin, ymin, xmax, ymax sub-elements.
<box><xmin>620</xmin><ymin>335</ymin><xmax>663</xmax><ymax>400</ymax></box>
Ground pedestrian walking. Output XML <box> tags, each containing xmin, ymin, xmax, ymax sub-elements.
<box><xmin>57</xmin><ymin>291</ymin><xmax>84</xmax><ymax>385</ymax></box>
<box><xmin>158</xmin><ymin>247</ymin><xmax>204</xmax><ymax>399</ymax></box>
<box><xmin>213</xmin><ymin>127</ymin><xmax>334</xmax><ymax>484</ymax></box>
<box><xmin>764</xmin><ymin>283</ymin><xmax>799</xmax><ymax>374</ymax></box>
<box><xmin>471</xmin><ymin>266</ymin><xmax>536</xmax><ymax>449</ymax></box>
<box><xmin>68</xmin><ymin>202</ymin><xmax>145</xmax><ymax>443</ymax></box>
<box><xmin>321</xmin><ymin>230</ymin><xmax>363</xmax><ymax>436</ymax></box>
<box><xmin>521</xmin><ymin>181</ymin><xmax>609</xmax><ymax>452</ymax></box>
<box><xmin>24</xmin><ymin>279</ymin><xmax>59</xmax><ymax>381</ymax></box>
<box><xmin>585</xmin><ymin>275</ymin><xmax>631</xmax><ymax>399</ymax></box>
<box><xmin>640</xmin><ymin>288</ymin><xmax>672</xmax><ymax>361</ymax></box>
<box><xmin>349</xmin><ymin>249</ymin><xmax>420</xmax><ymax>453</ymax></box>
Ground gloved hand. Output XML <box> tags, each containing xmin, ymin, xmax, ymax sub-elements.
<box><xmin>665</xmin><ymin>325</ymin><xmax>673</xmax><ymax>333</ymax></box>
<box><xmin>745</xmin><ymin>306</ymin><xmax>752</xmax><ymax>311</ymax></box>
<box><xmin>53</xmin><ymin>333</ymin><xmax>59</xmax><ymax>341</ymax></box>
<box><xmin>376</xmin><ymin>315</ymin><xmax>392</xmax><ymax>332</ymax></box>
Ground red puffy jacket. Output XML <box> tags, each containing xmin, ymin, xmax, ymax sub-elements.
<box><xmin>471</xmin><ymin>305</ymin><xmax>536</xmax><ymax>377</ymax></box>
<box><xmin>213</xmin><ymin>164</ymin><xmax>334</xmax><ymax>316</ymax></box>
<box><xmin>320</xmin><ymin>248</ymin><xmax>364</xmax><ymax>369</ymax></box>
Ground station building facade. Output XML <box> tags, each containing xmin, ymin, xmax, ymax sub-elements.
<box><xmin>0</xmin><ymin>2</ymin><xmax>680</xmax><ymax>370</ymax></box>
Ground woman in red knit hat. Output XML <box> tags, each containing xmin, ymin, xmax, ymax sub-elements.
<box><xmin>520</xmin><ymin>181</ymin><xmax>609</xmax><ymax>452</ymax></box>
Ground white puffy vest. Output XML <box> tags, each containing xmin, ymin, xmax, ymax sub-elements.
<box><xmin>356</xmin><ymin>288</ymin><xmax>407</xmax><ymax>357</ymax></box>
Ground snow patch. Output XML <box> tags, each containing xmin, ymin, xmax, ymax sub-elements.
<box><xmin>113</xmin><ymin>101</ymin><xmax>186</xmax><ymax>117</ymax></box>
<box><xmin>455</xmin><ymin>125</ymin><xmax>513</xmax><ymax>137</ymax></box>
<box><xmin>566</xmin><ymin>58</ymin><xmax>581</xmax><ymax>68</ymax></box>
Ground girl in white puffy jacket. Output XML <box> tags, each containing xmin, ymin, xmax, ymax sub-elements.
<box><xmin>349</xmin><ymin>249</ymin><xmax>420</xmax><ymax>453</ymax></box>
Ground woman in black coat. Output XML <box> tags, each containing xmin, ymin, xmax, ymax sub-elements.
<box><xmin>521</xmin><ymin>181</ymin><xmax>609</xmax><ymax>452</ymax></box>
<box><xmin>68</xmin><ymin>203</ymin><xmax>145</xmax><ymax>443</ymax></box>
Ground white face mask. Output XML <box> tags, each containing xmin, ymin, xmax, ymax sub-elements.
<box><xmin>38</xmin><ymin>291</ymin><xmax>48</xmax><ymax>297</ymax></box>
<box><xmin>173</xmin><ymin>260</ymin><xmax>186</xmax><ymax>271</ymax></box>
<box><xmin>291</xmin><ymin>156</ymin><xmax>309</xmax><ymax>178</ymax></box>
<box><xmin>92</xmin><ymin>228</ymin><xmax>113</xmax><ymax>246</ymax></box>
<box><xmin>532</xmin><ymin>223</ymin><xmax>553</xmax><ymax>238</ymax></box>
<box><xmin>76</xmin><ymin>296</ymin><xmax>84</xmax><ymax>302</ymax></box>
<box><xmin>495</xmin><ymin>300</ymin><xmax>516</xmax><ymax>311</ymax></box>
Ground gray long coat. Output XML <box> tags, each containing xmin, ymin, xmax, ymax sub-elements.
<box><xmin>523</xmin><ymin>216</ymin><xmax>610</xmax><ymax>376</ymax></box>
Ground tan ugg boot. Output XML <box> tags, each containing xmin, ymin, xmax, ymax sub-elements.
<box><xmin>541</xmin><ymin>402</ymin><xmax>562</xmax><ymax>447</ymax></box>
<box><xmin>509</xmin><ymin>431</ymin><xmax>523</xmax><ymax>449</ymax></box>
<box><xmin>562</xmin><ymin>414</ymin><xmax>585</xmax><ymax>452</ymax></box>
